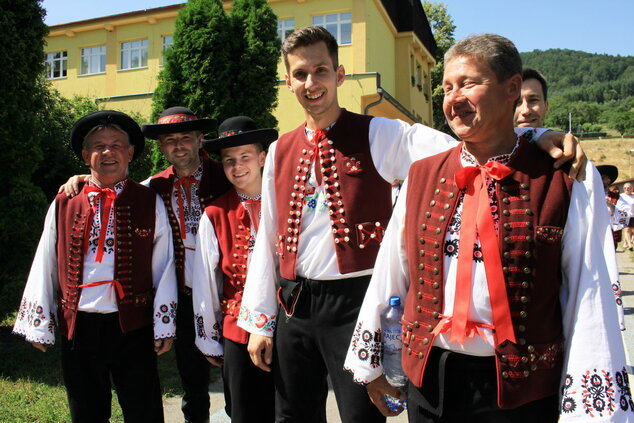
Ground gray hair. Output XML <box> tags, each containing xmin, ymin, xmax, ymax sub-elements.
<box><xmin>82</xmin><ymin>124</ymin><xmax>130</xmax><ymax>150</ymax></box>
<box><xmin>445</xmin><ymin>33</ymin><xmax>522</xmax><ymax>82</ymax></box>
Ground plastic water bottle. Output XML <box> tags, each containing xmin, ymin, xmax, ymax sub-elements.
<box><xmin>381</xmin><ymin>296</ymin><xmax>407</xmax><ymax>412</ymax></box>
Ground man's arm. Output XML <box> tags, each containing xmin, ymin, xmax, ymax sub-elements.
<box><xmin>58</xmin><ymin>174</ymin><xmax>90</xmax><ymax>197</ymax></box>
<box><xmin>151</xmin><ymin>195</ymin><xmax>177</xmax><ymax>352</ymax></box>
<box><xmin>13</xmin><ymin>201</ymin><xmax>59</xmax><ymax>349</ymax></box>
<box><xmin>343</xmin><ymin>179</ymin><xmax>411</xmax><ymax>415</ymax></box>
<box><xmin>191</xmin><ymin>213</ymin><xmax>225</xmax><ymax>364</ymax></box>
<box><xmin>558</xmin><ymin>163</ymin><xmax>630</xmax><ymax>420</ymax></box>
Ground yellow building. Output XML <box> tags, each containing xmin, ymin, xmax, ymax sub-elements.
<box><xmin>45</xmin><ymin>0</ymin><xmax>437</xmax><ymax>133</ymax></box>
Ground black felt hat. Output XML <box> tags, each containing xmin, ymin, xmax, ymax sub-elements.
<box><xmin>202</xmin><ymin>116</ymin><xmax>277</xmax><ymax>152</ymax></box>
<box><xmin>70</xmin><ymin>110</ymin><xmax>144</xmax><ymax>161</ymax></box>
<box><xmin>141</xmin><ymin>106</ymin><xmax>217</xmax><ymax>140</ymax></box>
<box><xmin>597</xmin><ymin>165</ymin><xmax>619</xmax><ymax>185</ymax></box>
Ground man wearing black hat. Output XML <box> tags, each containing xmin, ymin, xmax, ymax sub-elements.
<box><xmin>143</xmin><ymin>107</ymin><xmax>231</xmax><ymax>423</ymax></box>
<box><xmin>60</xmin><ymin>106</ymin><xmax>231</xmax><ymax>422</ymax></box>
<box><xmin>13</xmin><ymin>110</ymin><xmax>178</xmax><ymax>422</ymax></box>
<box><xmin>597</xmin><ymin>165</ymin><xmax>629</xmax><ymax>248</ymax></box>
<box><xmin>191</xmin><ymin>116</ymin><xmax>277</xmax><ymax>423</ymax></box>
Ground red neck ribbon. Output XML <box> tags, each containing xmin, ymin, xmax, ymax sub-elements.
<box><xmin>451</xmin><ymin>161</ymin><xmax>516</xmax><ymax>346</ymax></box>
<box><xmin>174</xmin><ymin>176</ymin><xmax>198</xmax><ymax>239</ymax></box>
<box><xmin>83</xmin><ymin>185</ymin><xmax>117</xmax><ymax>263</ymax></box>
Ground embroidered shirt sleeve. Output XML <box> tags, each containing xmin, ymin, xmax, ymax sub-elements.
<box><xmin>152</xmin><ymin>195</ymin><xmax>178</xmax><ymax>340</ymax></box>
<box><xmin>13</xmin><ymin>201</ymin><xmax>59</xmax><ymax>346</ymax></box>
<box><xmin>558</xmin><ymin>163</ymin><xmax>633</xmax><ymax>421</ymax></box>
<box><xmin>238</xmin><ymin>141</ymin><xmax>280</xmax><ymax>337</ymax></box>
<box><xmin>344</xmin><ymin>179</ymin><xmax>411</xmax><ymax>384</ymax></box>
<box><xmin>191</xmin><ymin>214</ymin><xmax>224</xmax><ymax>357</ymax></box>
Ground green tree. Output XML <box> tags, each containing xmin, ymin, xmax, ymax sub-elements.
<box><xmin>150</xmin><ymin>0</ymin><xmax>234</xmax><ymax>173</ymax></box>
<box><xmin>422</xmin><ymin>1</ymin><xmax>456</xmax><ymax>133</ymax></box>
<box><xmin>0</xmin><ymin>0</ymin><xmax>49</xmax><ymax>317</ymax></box>
<box><xmin>607</xmin><ymin>109</ymin><xmax>634</xmax><ymax>136</ymax></box>
<box><xmin>230</xmin><ymin>0</ymin><xmax>280</xmax><ymax>129</ymax></box>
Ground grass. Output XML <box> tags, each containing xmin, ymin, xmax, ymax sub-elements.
<box><xmin>0</xmin><ymin>313</ymin><xmax>219</xmax><ymax>423</ymax></box>
<box><xmin>581</xmin><ymin>137</ymin><xmax>634</xmax><ymax>180</ymax></box>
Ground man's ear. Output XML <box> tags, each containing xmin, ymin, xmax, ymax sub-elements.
<box><xmin>507</xmin><ymin>74</ymin><xmax>522</xmax><ymax>102</ymax></box>
<box><xmin>285</xmin><ymin>74</ymin><xmax>293</xmax><ymax>92</ymax></box>
<box><xmin>336</xmin><ymin>65</ymin><xmax>346</xmax><ymax>87</ymax></box>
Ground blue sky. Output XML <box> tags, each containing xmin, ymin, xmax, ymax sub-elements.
<box><xmin>42</xmin><ymin>0</ymin><xmax>634</xmax><ymax>56</ymax></box>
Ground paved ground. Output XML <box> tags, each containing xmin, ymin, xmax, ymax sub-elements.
<box><xmin>165</xmin><ymin>251</ymin><xmax>634</xmax><ymax>423</ymax></box>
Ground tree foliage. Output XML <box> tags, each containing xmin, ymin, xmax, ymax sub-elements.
<box><xmin>150</xmin><ymin>0</ymin><xmax>280</xmax><ymax>174</ymax></box>
<box><xmin>0</xmin><ymin>0</ymin><xmax>49</xmax><ymax>317</ymax></box>
<box><xmin>422</xmin><ymin>1</ymin><xmax>455</xmax><ymax>133</ymax></box>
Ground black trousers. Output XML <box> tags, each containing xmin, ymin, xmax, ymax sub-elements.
<box><xmin>61</xmin><ymin>312</ymin><xmax>163</xmax><ymax>423</ymax></box>
<box><xmin>222</xmin><ymin>338</ymin><xmax>275</xmax><ymax>423</ymax></box>
<box><xmin>407</xmin><ymin>347</ymin><xmax>559</xmax><ymax>423</ymax></box>
<box><xmin>175</xmin><ymin>291</ymin><xmax>211</xmax><ymax>423</ymax></box>
<box><xmin>274</xmin><ymin>276</ymin><xmax>385</xmax><ymax>423</ymax></box>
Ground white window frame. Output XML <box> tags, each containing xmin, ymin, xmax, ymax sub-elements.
<box><xmin>45</xmin><ymin>51</ymin><xmax>67</xmax><ymax>79</ymax></box>
<box><xmin>312</xmin><ymin>12</ymin><xmax>352</xmax><ymax>45</ymax></box>
<box><xmin>120</xmin><ymin>39</ymin><xmax>148</xmax><ymax>70</ymax></box>
<box><xmin>80</xmin><ymin>45</ymin><xmax>106</xmax><ymax>75</ymax></box>
<box><xmin>277</xmin><ymin>18</ymin><xmax>295</xmax><ymax>41</ymax></box>
<box><xmin>161</xmin><ymin>35</ymin><xmax>173</xmax><ymax>65</ymax></box>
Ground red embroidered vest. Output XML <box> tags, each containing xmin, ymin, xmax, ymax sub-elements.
<box><xmin>274</xmin><ymin>110</ymin><xmax>392</xmax><ymax>280</ymax></box>
<box><xmin>204</xmin><ymin>189</ymin><xmax>256</xmax><ymax>344</ymax></box>
<box><xmin>403</xmin><ymin>138</ymin><xmax>573</xmax><ymax>409</ymax></box>
<box><xmin>150</xmin><ymin>156</ymin><xmax>231</xmax><ymax>290</ymax></box>
<box><xmin>55</xmin><ymin>180</ymin><xmax>156</xmax><ymax>339</ymax></box>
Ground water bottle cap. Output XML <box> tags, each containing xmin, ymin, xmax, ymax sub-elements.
<box><xmin>389</xmin><ymin>296</ymin><xmax>400</xmax><ymax>306</ymax></box>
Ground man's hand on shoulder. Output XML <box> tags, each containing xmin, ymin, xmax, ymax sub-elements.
<box><xmin>536</xmin><ymin>132</ymin><xmax>587</xmax><ymax>181</ymax></box>
<box><xmin>58</xmin><ymin>174</ymin><xmax>90</xmax><ymax>197</ymax></box>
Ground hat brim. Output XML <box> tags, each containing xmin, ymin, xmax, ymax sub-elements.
<box><xmin>202</xmin><ymin>128</ymin><xmax>278</xmax><ymax>152</ymax></box>
<box><xmin>142</xmin><ymin>118</ymin><xmax>217</xmax><ymax>140</ymax></box>
<box><xmin>71</xmin><ymin>110</ymin><xmax>144</xmax><ymax>161</ymax></box>
<box><xmin>597</xmin><ymin>165</ymin><xmax>619</xmax><ymax>184</ymax></box>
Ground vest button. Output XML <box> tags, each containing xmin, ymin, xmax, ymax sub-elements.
<box><xmin>419</xmin><ymin>264</ymin><xmax>425</xmax><ymax>270</ymax></box>
<box><xmin>521</xmin><ymin>356</ymin><xmax>529</xmax><ymax>363</ymax></box>
<box><xmin>525</xmin><ymin>209</ymin><xmax>534</xmax><ymax>216</ymax></box>
<box><xmin>432</xmin><ymin>297</ymin><xmax>439</xmax><ymax>304</ymax></box>
<box><xmin>448</xmin><ymin>192</ymin><xmax>455</xmax><ymax>199</ymax></box>
<box><xmin>419</xmin><ymin>238</ymin><xmax>425</xmax><ymax>245</ymax></box>
<box><xmin>526</xmin><ymin>222</ymin><xmax>533</xmax><ymax>229</ymax></box>
<box><xmin>531</xmin><ymin>364</ymin><xmax>538</xmax><ymax>371</ymax></box>
<box><xmin>423</xmin><ymin>338</ymin><xmax>429</xmax><ymax>344</ymax></box>
<box><xmin>500</xmin><ymin>355</ymin><xmax>508</xmax><ymax>362</ymax></box>
<box><xmin>503</xmin><ymin>236</ymin><xmax>511</xmax><ymax>243</ymax></box>
<box><xmin>526</xmin><ymin>235</ymin><xmax>533</xmax><ymax>242</ymax></box>
<box><xmin>432</xmin><ymin>254</ymin><xmax>439</xmax><ymax>261</ymax></box>
<box><xmin>523</xmin><ymin>370</ymin><xmax>530</xmax><ymax>377</ymax></box>
<box><xmin>503</xmin><ymin>251</ymin><xmax>511</xmax><ymax>259</ymax></box>
<box><xmin>522</xmin><ymin>195</ymin><xmax>530</xmax><ymax>201</ymax></box>
<box><xmin>432</xmin><ymin>312</ymin><xmax>439</xmax><ymax>319</ymax></box>
<box><xmin>440</xmin><ymin>178</ymin><xmax>446</xmax><ymax>184</ymax></box>
<box><xmin>407</xmin><ymin>348</ymin><xmax>412</xmax><ymax>355</ymax></box>
<box><xmin>432</xmin><ymin>282</ymin><xmax>439</xmax><ymax>289</ymax></box>
<box><xmin>502</xmin><ymin>197</ymin><xmax>510</xmax><ymax>204</ymax></box>
<box><xmin>434</xmin><ymin>242</ymin><xmax>440</xmax><ymax>248</ymax></box>
<box><xmin>418</xmin><ymin>352</ymin><xmax>425</xmax><ymax>359</ymax></box>
<box><xmin>419</xmin><ymin>250</ymin><xmax>425</xmax><ymax>257</ymax></box>
<box><xmin>414</xmin><ymin>321</ymin><xmax>420</xmax><ymax>328</ymax></box>
<box><xmin>518</xmin><ymin>338</ymin><xmax>526</xmax><ymax>345</ymax></box>
<box><xmin>527</xmin><ymin>345</ymin><xmax>535</xmax><ymax>353</ymax></box>
<box><xmin>520</xmin><ymin>296</ymin><xmax>529</xmax><ymax>303</ymax></box>
<box><xmin>417</xmin><ymin>292</ymin><xmax>423</xmax><ymax>299</ymax></box>
<box><xmin>439</xmin><ymin>216</ymin><xmax>445</xmax><ymax>222</ymax></box>
<box><xmin>523</xmin><ymin>267</ymin><xmax>532</xmax><ymax>274</ymax></box>
<box><xmin>434</xmin><ymin>189</ymin><xmax>440</xmax><ymax>195</ymax></box>
<box><xmin>433</xmin><ymin>268</ymin><xmax>439</xmax><ymax>275</ymax></box>
<box><xmin>503</xmin><ymin>210</ymin><xmax>510</xmax><ymax>216</ymax></box>
<box><xmin>418</xmin><ymin>277</ymin><xmax>424</xmax><ymax>284</ymax></box>
<box><xmin>521</xmin><ymin>281</ymin><xmax>529</xmax><ymax>289</ymax></box>
<box><xmin>520</xmin><ymin>311</ymin><xmax>527</xmax><ymax>318</ymax></box>
<box><xmin>416</xmin><ymin>306</ymin><xmax>422</xmax><ymax>312</ymax></box>
<box><xmin>430</xmin><ymin>200</ymin><xmax>436</xmax><ymax>206</ymax></box>
<box><xmin>421</xmin><ymin>224</ymin><xmax>427</xmax><ymax>231</ymax></box>
<box><xmin>501</xmin><ymin>371</ymin><xmax>509</xmax><ymax>379</ymax></box>
<box><xmin>427</xmin><ymin>326</ymin><xmax>433</xmax><ymax>333</ymax></box>
<box><xmin>524</xmin><ymin>251</ymin><xmax>532</xmax><ymax>258</ymax></box>
<box><xmin>521</xmin><ymin>183</ymin><xmax>529</xmax><ymax>189</ymax></box>
<box><xmin>435</xmin><ymin>228</ymin><xmax>441</xmax><ymax>234</ymax></box>
<box><xmin>425</xmin><ymin>212</ymin><xmax>432</xmax><ymax>218</ymax></box>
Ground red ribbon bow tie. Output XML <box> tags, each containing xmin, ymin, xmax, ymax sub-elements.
<box><xmin>174</xmin><ymin>176</ymin><xmax>199</xmax><ymax>239</ymax></box>
<box><xmin>451</xmin><ymin>161</ymin><xmax>516</xmax><ymax>346</ymax></box>
<box><xmin>83</xmin><ymin>185</ymin><xmax>117</xmax><ymax>263</ymax></box>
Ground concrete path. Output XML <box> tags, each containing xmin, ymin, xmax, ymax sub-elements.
<box><xmin>165</xmin><ymin>251</ymin><xmax>634</xmax><ymax>422</ymax></box>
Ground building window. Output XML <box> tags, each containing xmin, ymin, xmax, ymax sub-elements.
<box><xmin>80</xmin><ymin>45</ymin><xmax>106</xmax><ymax>75</ymax></box>
<box><xmin>162</xmin><ymin>35</ymin><xmax>173</xmax><ymax>64</ymax></box>
<box><xmin>277</xmin><ymin>18</ymin><xmax>295</xmax><ymax>41</ymax></box>
<box><xmin>312</xmin><ymin>12</ymin><xmax>351</xmax><ymax>45</ymax></box>
<box><xmin>120</xmin><ymin>39</ymin><xmax>148</xmax><ymax>70</ymax></box>
<box><xmin>45</xmin><ymin>51</ymin><xmax>67</xmax><ymax>79</ymax></box>
<box><xmin>416</xmin><ymin>63</ymin><xmax>423</xmax><ymax>91</ymax></box>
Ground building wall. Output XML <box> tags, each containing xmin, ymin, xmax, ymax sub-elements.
<box><xmin>45</xmin><ymin>1</ymin><xmax>434</xmax><ymax>132</ymax></box>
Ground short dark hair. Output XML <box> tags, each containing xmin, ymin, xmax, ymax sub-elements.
<box><xmin>445</xmin><ymin>33</ymin><xmax>522</xmax><ymax>83</ymax></box>
<box><xmin>281</xmin><ymin>26</ymin><xmax>339</xmax><ymax>71</ymax></box>
<box><xmin>522</xmin><ymin>68</ymin><xmax>548</xmax><ymax>101</ymax></box>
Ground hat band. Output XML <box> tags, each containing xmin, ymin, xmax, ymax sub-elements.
<box><xmin>158</xmin><ymin>114</ymin><xmax>198</xmax><ymax>124</ymax></box>
<box><xmin>220</xmin><ymin>130</ymin><xmax>246</xmax><ymax>138</ymax></box>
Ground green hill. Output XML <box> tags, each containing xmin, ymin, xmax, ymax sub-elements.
<box><xmin>520</xmin><ymin>49</ymin><xmax>634</xmax><ymax>135</ymax></box>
